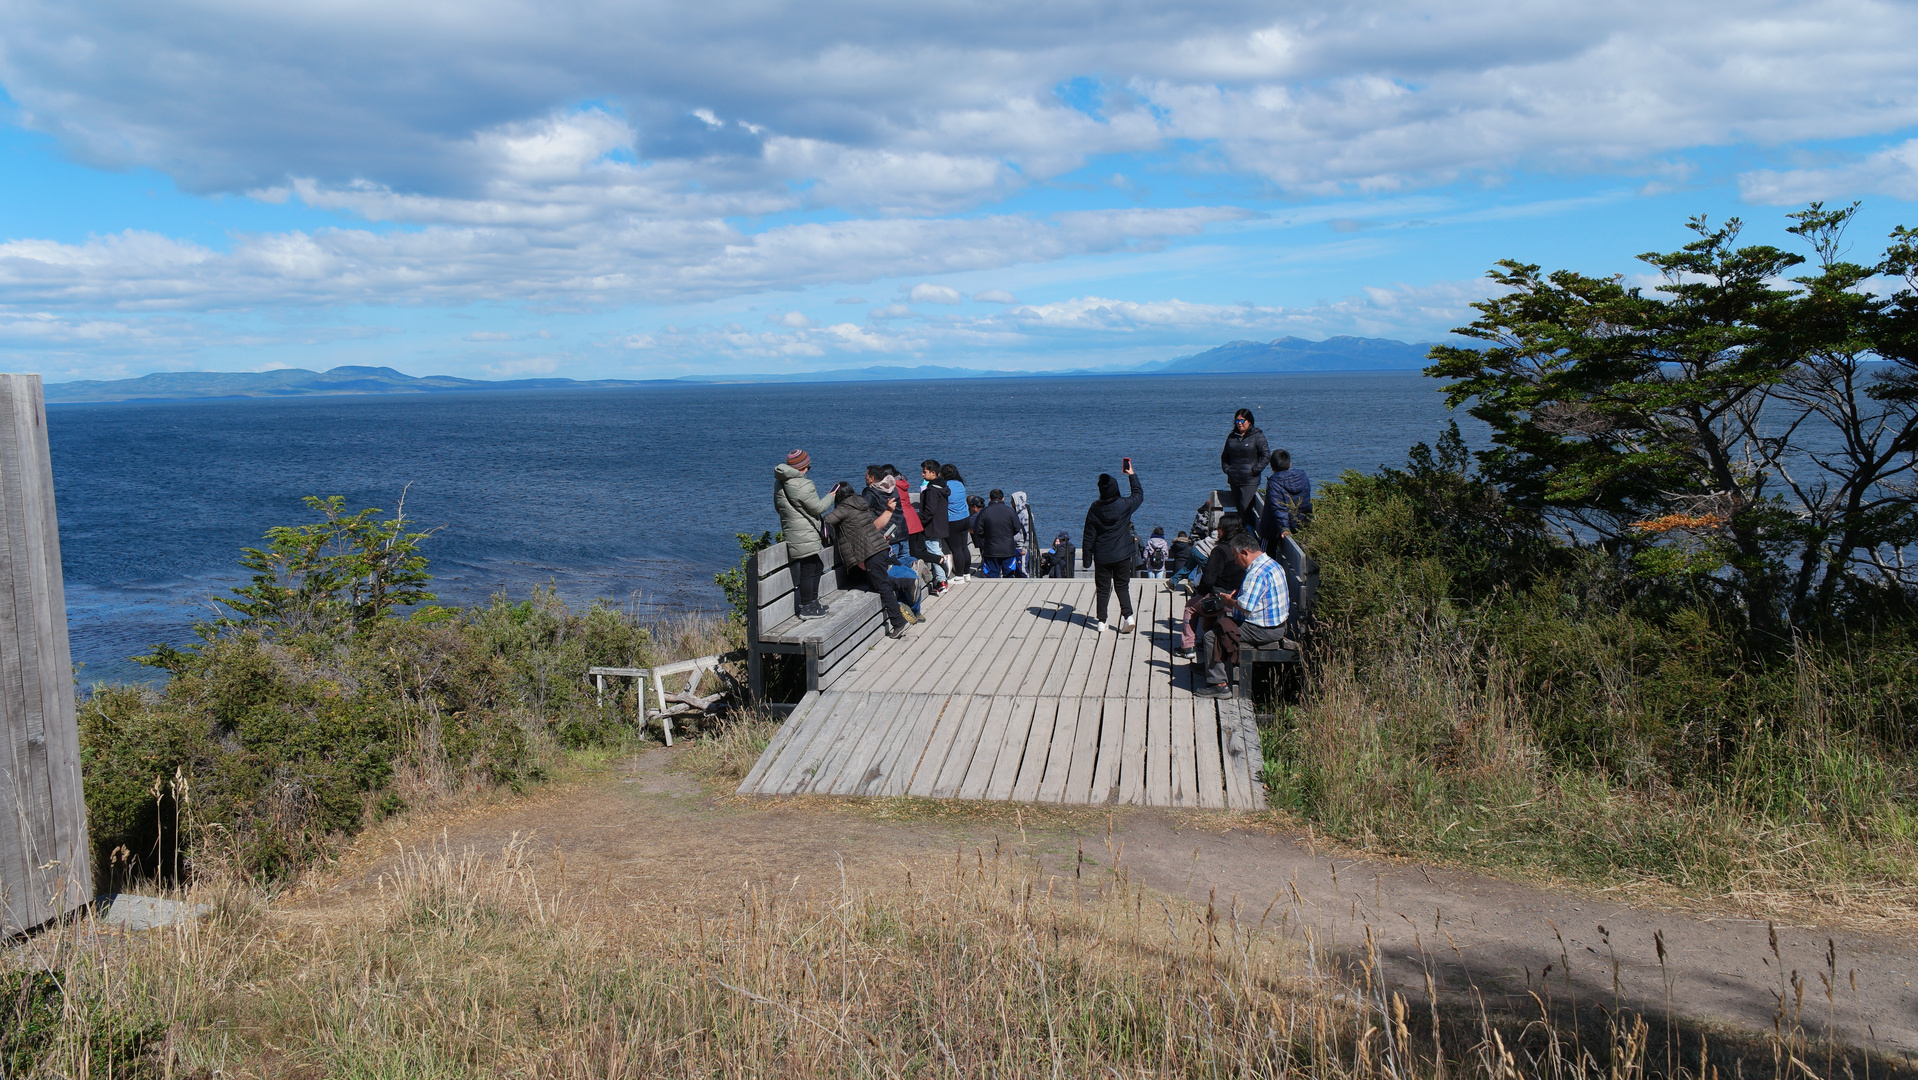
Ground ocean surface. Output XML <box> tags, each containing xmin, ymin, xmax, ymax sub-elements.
<box><xmin>50</xmin><ymin>370</ymin><xmax>1483</xmax><ymax>684</ymax></box>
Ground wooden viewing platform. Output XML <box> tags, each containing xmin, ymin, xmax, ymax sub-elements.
<box><xmin>739</xmin><ymin>577</ymin><xmax>1265</xmax><ymax>809</ymax></box>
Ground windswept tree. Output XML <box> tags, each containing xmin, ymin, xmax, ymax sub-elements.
<box><xmin>218</xmin><ymin>493</ymin><xmax>441</xmax><ymax>635</ymax></box>
<box><xmin>1428</xmin><ymin>204</ymin><xmax>1918</xmax><ymax>637</ymax></box>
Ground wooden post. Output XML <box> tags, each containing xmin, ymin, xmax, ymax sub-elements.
<box><xmin>746</xmin><ymin>551</ymin><xmax>763</xmax><ymax>701</ymax></box>
<box><xmin>0</xmin><ymin>374</ymin><xmax>92</xmax><ymax>935</ymax></box>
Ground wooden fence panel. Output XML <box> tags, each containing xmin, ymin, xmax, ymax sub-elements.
<box><xmin>0</xmin><ymin>374</ymin><xmax>91</xmax><ymax>935</ymax></box>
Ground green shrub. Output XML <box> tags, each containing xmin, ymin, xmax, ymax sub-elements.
<box><xmin>1273</xmin><ymin>431</ymin><xmax>1918</xmax><ymax>892</ymax></box>
<box><xmin>2</xmin><ymin>969</ymin><xmax>162</xmax><ymax>1079</ymax></box>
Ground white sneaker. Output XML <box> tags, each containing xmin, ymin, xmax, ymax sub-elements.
<box><xmin>1091</xmin><ymin>619</ymin><xmax>1108</xmax><ymax>633</ymax></box>
<box><xmin>1119</xmin><ymin>615</ymin><xmax>1136</xmax><ymax>634</ymax></box>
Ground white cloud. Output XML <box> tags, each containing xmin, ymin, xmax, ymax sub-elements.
<box><xmin>0</xmin><ymin>207</ymin><xmax>1243</xmax><ymax>312</ymax></box>
<box><xmin>1739</xmin><ymin>139</ymin><xmax>1918</xmax><ymax>204</ymax></box>
<box><xmin>909</xmin><ymin>283</ymin><xmax>963</xmax><ymax>304</ymax></box>
<box><xmin>464</xmin><ymin>330</ymin><xmax>515</xmax><ymax>341</ymax></box>
<box><xmin>996</xmin><ymin>281</ymin><xmax>1495</xmax><ymax>340</ymax></box>
<box><xmin>582</xmin><ymin>278</ymin><xmax>1498</xmax><ymax>374</ymax></box>
<box><xmin>770</xmin><ymin>311</ymin><xmax>814</xmax><ymax>328</ymax></box>
<box><xmin>5</xmin><ymin>0</ymin><xmax>1918</xmax><ymax>376</ymax></box>
<box><xmin>7</xmin><ymin>1</ymin><xmax>1917</xmax><ymax>205</ymax></box>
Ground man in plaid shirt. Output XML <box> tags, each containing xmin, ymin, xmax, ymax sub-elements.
<box><xmin>1199</xmin><ymin>534</ymin><xmax>1293</xmax><ymax>695</ymax></box>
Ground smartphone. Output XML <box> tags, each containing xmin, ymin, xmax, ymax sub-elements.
<box><xmin>1122</xmin><ymin>457</ymin><xmax>1132</xmax><ymax>470</ymax></box>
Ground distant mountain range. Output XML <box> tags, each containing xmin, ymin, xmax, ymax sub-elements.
<box><xmin>1143</xmin><ymin>335</ymin><xmax>1436</xmax><ymax>373</ymax></box>
<box><xmin>44</xmin><ymin>365</ymin><xmax>669</xmax><ymax>403</ymax></box>
<box><xmin>43</xmin><ymin>336</ymin><xmax>1440</xmax><ymax>403</ymax></box>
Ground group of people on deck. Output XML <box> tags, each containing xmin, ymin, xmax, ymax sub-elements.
<box><xmin>768</xmin><ymin>407</ymin><xmax>1311</xmax><ymax>694</ymax></box>
<box><xmin>773</xmin><ymin>455</ymin><xmax>1051</xmax><ymax>641</ymax></box>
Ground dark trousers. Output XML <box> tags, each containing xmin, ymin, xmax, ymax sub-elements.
<box><xmin>1094</xmin><ymin>558</ymin><xmax>1135</xmax><ymax>622</ymax></box>
<box><xmin>950</xmin><ymin>524</ymin><xmax>972</xmax><ymax>576</ymax></box>
<box><xmin>1227</xmin><ymin>480</ymin><xmax>1261</xmax><ymax>523</ymax></box>
<box><xmin>1203</xmin><ymin>618</ymin><xmax>1289</xmax><ymax>686</ymax></box>
<box><xmin>861</xmin><ymin>552</ymin><xmax>907</xmax><ymax>630</ymax></box>
<box><xmin>795</xmin><ymin>554</ymin><xmax>824</xmax><ymax>607</ymax></box>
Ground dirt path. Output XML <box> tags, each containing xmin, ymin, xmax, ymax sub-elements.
<box><xmin>322</xmin><ymin>749</ymin><xmax>1918</xmax><ymax>1071</ymax></box>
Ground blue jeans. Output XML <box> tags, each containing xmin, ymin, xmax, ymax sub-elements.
<box><xmin>922</xmin><ymin>538</ymin><xmax>950</xmax><ymax>584</ymax></box>
<box><xmin>1169</xmin><ymin>549</ymin><xmax>1205</xmax><ymax>585</ymax></box>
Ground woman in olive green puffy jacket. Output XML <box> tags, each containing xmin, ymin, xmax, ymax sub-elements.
<box><xmin>774</xmin><ymin>449</ymin><xmax>835</xmax><ymax>617</ymax></box>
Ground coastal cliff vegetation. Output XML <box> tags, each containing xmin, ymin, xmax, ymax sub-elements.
<box><xmin>1267</xmin><ymin>206</ymin><xmax>1918</xmax><ymax>911</ymax></box>
<box><xmin>77</xmin><ymin>496</ymin><xmax>739</xmax><ymax>887</ymax></box>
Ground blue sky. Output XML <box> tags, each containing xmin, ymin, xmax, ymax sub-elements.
<box><xmin>3</xmin><ymin>0</ymin><xmax>1918</xmax><ymax>382</ymax></box>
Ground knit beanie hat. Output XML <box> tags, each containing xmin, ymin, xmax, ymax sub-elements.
<box><xmin>1097</xmin><ymin>473</ymin><xmax>1120</xmax><ymax>500</ymax></box>
<box><xmin>785</xmin><ymin>449</ymin><xmax>810</xmax><ymax>470</ymax></box>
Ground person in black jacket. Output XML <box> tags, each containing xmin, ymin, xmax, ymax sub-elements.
<box><xmin>1220</xmin><ymin>409</ymin><xmax>1270</xmax><ymax>523</ymax></box>
<box><xmin>1081</xmin><ymin>461</ymin><xmax>1144</xmax><ymax>633</ymax></box>
<box><xmin>973</xmin><ymin>489</ymin><xmax>1020</xmax><ymax>577</ymax></box>
<box><xmin>917</xmin><ymin>460</ymin><xmax>952</xmax><ymax>591</ymax></box>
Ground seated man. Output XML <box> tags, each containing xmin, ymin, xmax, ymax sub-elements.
<box><xmin>1197</xmin><ymin>533</ymin><xmax>1293</xmax><ymax>697</ymax></box>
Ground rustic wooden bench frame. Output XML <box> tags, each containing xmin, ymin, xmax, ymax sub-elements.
<box><xmin>746</xmin><ymin>541</ymin><xmax>887</xmax><ymax>701</ymax></box>
<box><xmin>588</xmin><ymin>654</ymin><xmax>729</xmax><ymax>745</ymax></box>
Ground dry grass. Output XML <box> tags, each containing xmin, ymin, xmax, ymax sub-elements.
<box><xmin>649</xmin><ymin>609</ymin><xmax>744</xmax><ymax>665</ymax></box>
<box><xmin>1260</xmin><ymin>621</ymin><xmax>1918</xmax><ymax>929</ymax></box>
<box><xmin>12</xmin><ymin>819</ymin><xmax>1880</xmax><ymax>1080</ymax></box>
<box><xmin>673</xmin><ymin>712</ymin><xmax>780</xmax><ymax>786</ymax></box>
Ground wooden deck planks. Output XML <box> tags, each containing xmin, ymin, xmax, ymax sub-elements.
<box><xmin>956</xmin><ymin>695</ymin><xmax>1025</xmax><ymax>800</ymax></box>
<box><xmin>1193</xmin><ymin>696</ymin><xmax>1227</xmax><ymax>809</ymax></box>
<box><xmin>907</xmin><ymin>695</ymin><xmax>980</xmax><ymax>799</ymax></box>
<box><xmin>1086</xmin><ymin>698</ymin><xmax>1130</xmax><ymax>804</ymax></box>
<box><xmin>754</xmin><ymin>690</ymin><xmax>847</xmax><ymax>794</ymax></box>
<box><xmin>870</xmin><ymin>694</ymin><xmax>949</xmax><ymax>797</ymax></box>
<box><xmin>1223</xmin><ymin>698</ymin><xmax>1265</xmax><ymax>809</ymax></box>
<box><xmin>738</xmin><ymin>691</ymin><xmax>822</xmax><ymax>793</ymax></box>
<box><xmin>794</xmin><ymin>692</ymin><xmax>881</xmax><ymax>793</ymax></box>
<box><xmin>927</xmin><ymin>695</ymin><xmax>997</xmax><ymax>798</ymax></box>
<box><xmin>984</xmin><ymin>697</ymin><xmax>1043</xmax><ymax>801</ymax></box>
<box><xmin>1038</xmin><ymin>697</ymin><xmax>1089</xmax><ymax>803</ymax></box>
<box><xmin>885</xmin><ymin>582</ymin><xmax>1001</xmax><ymax>694</ymax></box>
<box><xmin>826</xmin><ymin>692</ymin><xmax>909</xmax><ymax>796</ymax></box>
<box><xmin>1012</xmin><ymin>702</ymin><xmax>1058</xmax><ymax>801</ymax></box>
<box><xmin>1169</xmin><ymin>695</ymin><xmax>1198</xmax><ymax>807</ymax></box>
<box><xmin>740</xmin><ymin>565</ymin><xmax>1263</xmax><ymax>810</ymax></box>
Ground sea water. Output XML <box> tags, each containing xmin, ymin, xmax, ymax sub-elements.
<box><xmin>50</xmin><ymin>370</ymin><xmax>1483</xmax><ymax>684</ymax></box>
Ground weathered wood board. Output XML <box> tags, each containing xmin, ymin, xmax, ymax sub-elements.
<box><xmin>0</xmin><ymin>374</ymin><xmax>92</xmax><ymax>935</ymax></box>
<box><xmin>739</xmin><ymin>577</ymin><xmax>1263</xmax><ymax>810</ymax></box>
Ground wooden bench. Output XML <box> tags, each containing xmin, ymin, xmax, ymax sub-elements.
<box><xmin>746</xmin><ymin>541</ymin><xmax>888</xmax><ymax>701</ymax></box>
<box><xmin>1235</xmin><ymin>534</ymin><xmax>1318</xmax><ymax>700</ymax></box>
<box><xmin>589</xmin><ymin>654</ymin><xmax>730</xmax><ymax>745</ymax></box>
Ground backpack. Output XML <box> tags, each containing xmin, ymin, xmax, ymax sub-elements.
<box><xmin>1145</xmin><ymin>537</ymin><xmax>1169</xmax><ymax>571</ymax></box>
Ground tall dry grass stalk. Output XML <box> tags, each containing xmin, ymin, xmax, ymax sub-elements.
<box><xmin>4</xmin><ymin>824</ymin><xmax>1744</xmax><ymax>1079</ymax></box>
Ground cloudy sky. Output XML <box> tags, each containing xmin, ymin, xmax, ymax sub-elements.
<box><xmin>3</xmin><ymin>0</ymin><xmax>1917</xmax><ymax>382</ymax></box>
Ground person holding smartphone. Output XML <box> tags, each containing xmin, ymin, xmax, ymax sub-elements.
<box><xmin>1081</xmin><ymin>458</ymin><xmax>1145</xmax><ymax>633</ymax></box>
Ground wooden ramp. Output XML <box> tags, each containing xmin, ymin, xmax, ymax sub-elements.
<box><xmin>738</xmin><ymin>578</ymin><xmax>1264</xmax><ymax>809</ymax></box>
